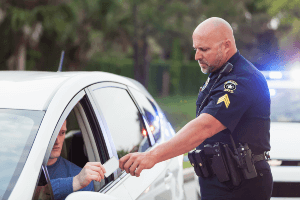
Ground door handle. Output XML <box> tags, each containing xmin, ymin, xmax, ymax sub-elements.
<box><xmin>164</xmin><ymin>171</ymin><xmax>173</xmax><ymax>183</ymax></box>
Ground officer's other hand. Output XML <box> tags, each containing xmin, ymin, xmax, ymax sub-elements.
<box><xmin>119</xmin><ymin>152</ymin><xmax>156</xmax><ymax>177</ymax></box>
<box><xmin>73</xmin><ymin>162</ymin><xmax>106</xmax><ymax>191</ymax></box>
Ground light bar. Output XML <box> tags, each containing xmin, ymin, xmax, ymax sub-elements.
<box><xmin>269</xmin><ymin>89</ymin><xmax>276</xmax><ymax>96</ymax></box>
<box><xmin>269</xmin><ymin>71</ymin><xmax>283</xmax><ymax>79</ymax></box>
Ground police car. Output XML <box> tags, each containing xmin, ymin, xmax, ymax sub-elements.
<box><xmin>193</xmin><ymin>70</ymin><xmax>300</xmax><ymax>200</ymax></box>
<box><xmin>0</xmin><ymin>71</ymin><xmax>185</xmax><ymax>200</ymax></box>
<box><xmin>263</xmin><ymin>70</ymin><xmax>300</xmax><ymax>200</ymax></box>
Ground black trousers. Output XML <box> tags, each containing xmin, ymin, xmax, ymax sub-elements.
<box><xmin>198</xmin><ymin>161</ymin><xmax>273</xmax><ymax>200</ymax></box>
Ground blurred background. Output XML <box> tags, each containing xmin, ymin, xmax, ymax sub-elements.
<box><xmin>0</xmin><ymin>0</ymin><xmax>299</xmax><ymax>131</ymax></box>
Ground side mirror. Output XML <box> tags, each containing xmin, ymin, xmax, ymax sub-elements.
<box><xmin>66</xmin><ymin>191</ymin><xmax>120</xmax><ymax>200</ymax></box>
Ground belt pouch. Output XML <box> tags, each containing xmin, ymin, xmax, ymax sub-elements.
<box><xmin>223</xmin><ymin>144</ymin><xmax>241</xmax><ymax>186</ymax></box>
<box><xmin>208</xmin><ymin>143</ymin><xmax>230</xmax><ymax>182</ymax></box>
<box><xmin>188</xmin><ymin>150</ymin><xmax>204</xmax><ymax>177</ymax></box>
<box><xmin>237</xmin><ymin>143</ymin><xmax>257</xmax><ymax>179</ymax></box>
<box><xmin>194</xmin><ymin>150</ymin><xmax>212</xmax><ymax>177</ymax></box>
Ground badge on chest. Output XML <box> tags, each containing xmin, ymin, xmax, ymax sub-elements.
<box><xmin>200</xmin><ymin>77</ymin><xmax>210</xmax><ymax>92</ymax></box>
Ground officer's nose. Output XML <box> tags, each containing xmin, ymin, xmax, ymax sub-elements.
<box><xmin>195</xmin><ymin>49</ymin><xmax>203</xmax><ymax>61</ymax></box>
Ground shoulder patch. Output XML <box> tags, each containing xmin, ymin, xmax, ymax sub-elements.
<box><xmin>217</xmin><ymin>94</ymin><xmax>230</xmax><ymax>108</ymax></box>
<box><xmin>224</xmin><ymin>80</ymin><xmax>237</xmax><ymax>93</ymax></box>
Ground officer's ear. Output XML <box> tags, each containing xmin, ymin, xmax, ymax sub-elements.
<box><xmin>223</xmin><ymin>39</ymin><xmax>231</xmax><ymax>54</ymax></box>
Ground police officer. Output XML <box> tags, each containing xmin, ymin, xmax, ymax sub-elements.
<box><xmin>119</xmin><ymin>17</ymin><xmax>273</xmax><ymax>200</ymax></box>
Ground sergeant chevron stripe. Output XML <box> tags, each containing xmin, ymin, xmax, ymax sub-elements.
<box><xmin>217</xmin><ymin>94</ymin><xmax>230</xmax><ymax>108</ymax></box>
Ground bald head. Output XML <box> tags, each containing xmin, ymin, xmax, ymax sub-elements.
<box><xmin>192</xmin><ymin>17</ymin><xmax>237</xmax><ymax>74</ymax></box>
<box><xmin>193</xmin><ymin>17</ymin><xmax>235</xmax><ymax>47</ymax></box>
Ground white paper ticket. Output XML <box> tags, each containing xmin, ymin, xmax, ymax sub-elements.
<box><xmin>103</xmin><ymin>156</ymin><xmax>119</xmax><ymax>178</ymax></box>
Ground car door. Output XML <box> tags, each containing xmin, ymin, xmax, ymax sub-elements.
<box><xmin>128</xmin><ymin>87</ymin><xmax>185</xmax><ymax>200</ymax></box>
<box><xmin>31</xmin><ymin>89</ymin><xmax>133</xmax><ymax>200</ymax></box>
<box><xmin>85</xmin><ymin>82</ymin><xmax>169</xmax><ymax>199</ymax></box>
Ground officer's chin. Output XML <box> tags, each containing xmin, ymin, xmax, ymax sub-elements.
<box><xmin>201</xmin><ymin>67</ymin><xmax>209</xmax><ymax>74</ymax></box>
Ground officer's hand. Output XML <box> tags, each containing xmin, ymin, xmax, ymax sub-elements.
<box><xmin>119</xmin><ymin>152</ymin><xmax>156</xmax><ymax>177</ymax></box>
<box><xmin>73</xmin><ymin>162</ymin><xmax>106</xmax><ymax>191</ymax></box>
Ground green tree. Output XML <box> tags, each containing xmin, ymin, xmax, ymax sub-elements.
<box><xmin>0</xmin><ymin>1</ymin><xmax>76</xmax><ymax>70</ymax></box>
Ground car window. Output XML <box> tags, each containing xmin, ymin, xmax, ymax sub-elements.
<box><xmin>129</xmin><ymin>88</ymin><xmax>162</xmax><ymax>143</ymax></box>
<box><xmin>270</xmin><ymin>88</ymin><xmax>300</xmax><ymax>122</ymax></box>
<box><xmin>91</xmin><ymin>87</ymin><xmax>151</xmax><ymax>159</ymax></box>
<box><xmin>60</xmin><ymin>110</ymin><xmax>89</xmax><ymax>169</ymax></box>
<box><xmin>38</xmin><ymin>91</ymin><xmax>112</xmax><ymax>199</ymax></box>
<box><xmin>0</xmin><ymin>109</ymin><xmax>44</xmax><ymax>199</ymax></box>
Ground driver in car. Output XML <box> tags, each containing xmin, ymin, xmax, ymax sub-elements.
<box><xmin>47</xmin><ymin>120</ymin><xmax>106</xmax><ymax>200</ymax></box>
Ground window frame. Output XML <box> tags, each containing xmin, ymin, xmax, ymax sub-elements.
<box><xmin>42</xmin><ymin>90</ymin><xmax>86</xmax><ymax>167</ymax></box>
<box><xmin>127</xmin><ymin>86</ymin><xmax>162</xmax><ymax>143</ymax></box>
<box><xmin>35</xmin><ymin>90</ymin><xmax>86</xmax><ymax>199</ymax></box>
<box><xmin>37</xmin><ymin>89</ymin><xmax>112</xmax><ymax>196</ymax></box>
<box><xmin>85</xmin><ymin>82</ymin><xmax>156</xmax><ymax>193</ymax></box>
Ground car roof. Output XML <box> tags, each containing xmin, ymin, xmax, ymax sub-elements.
<box><xmin>0</xmin><ymin>71</ymin><xmax>142</xmax><ymax>111</ymax></box>
<box><xmin>267</xmin><ymin>80</ymin><xmax>300</xmax><ymax>89</ymax></box>
<box><xmin>261</xmin><ymin>70</ymin><xmax>300</xmax><ymax>89</ymax></box>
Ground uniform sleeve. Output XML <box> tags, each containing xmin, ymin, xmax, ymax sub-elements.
<box><xmin>50</xmin><ymin>177</ymin><xmax>73</xmax><ymax>200</ymax></box>
<box><xmin>200</xmin><ymin>77</ymin><xmax>253</xmax><ymax>133</ymax></box>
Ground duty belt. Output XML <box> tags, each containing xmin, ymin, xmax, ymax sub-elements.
<box><xmin>253</xmin><ymin>153</ymin><xmax>268</xmax><ymax>163</ymax></box>
<box><xmin>189</xmin><ymin>143</ymin><xmax>269</xmax><ymax>186</ymax></box>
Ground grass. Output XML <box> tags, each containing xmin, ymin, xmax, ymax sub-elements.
<box><xmin>154</xmin><ymin>95</ymin><xmax>198</xmax><ymax>169</ymax></box>
<box><xmin>182</xmin><ymin>153</ymin><xmax>192</xmax><ymax>169</ymax></box>
<box><xmin>154</xmin><ymin>95</ymin><xmax>198</xmax><ymax>132</ymax></box>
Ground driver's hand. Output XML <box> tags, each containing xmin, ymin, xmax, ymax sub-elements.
<box><xmin>73</xmin><ymin>162</ymin><xmax>106</xmax><ymax>191</ymax></box>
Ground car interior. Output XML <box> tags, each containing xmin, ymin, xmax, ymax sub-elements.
<box><xmin>33</xmin><ymin>99</ymin><xmax>109</xmax><ymax>200</ymax></box>
<box><xmin>62</xmin><ymin>101</ymin><xmax>106</xmax><ymax>191</ymax></box>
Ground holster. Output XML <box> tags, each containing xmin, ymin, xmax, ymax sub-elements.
<box><xmin>223</xmin><ymin>144</ymin><xmax>241</xmax><ymax>186</ymax></box>
<box><xmin>204</xmin><ymin>143</ymin><xmax>230</xmax><ymax>183</ymax></box>
<box><xmin>189</xmin><ymin>141</ymin><xmax>260</xmax><ymax>186</ymax></box>
<box><xmin>188</xmin><ymin>149</ymin><xmax>212</xmax><ymax>178</ymax></box>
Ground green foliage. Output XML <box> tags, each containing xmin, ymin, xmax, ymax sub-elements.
<box><xmin>183</xmin><ymin>153</ymin><xmax>192</xmax><ymax>169</ymax></box>
<box><xmin>198</xmin><ymin>0</ymin><xmax>246</xmax><ymax>20</ymax></box>
<box><xmin>35</xmin><ymin>4</ymin><xmax>76</xmax><ymax>42</ymax></box>
<box><xmin>155</xmin><ymin>95</ymin><xmax>198</xmax><ymax>131</ymax></box>
<box><xmin>257</xmin><ymin>0</ymin><xmax>300</xmax><ymax>54</ymax></box>
<box><xmin>26</xmin><ymin>49</ymin><xmax>42</xmax><ymax>70</ymax></box>
<box><xmin>170</xmin><ymin>38</ymin><xmax>183</xmax><ymax>95</ymax></box>
<box><xmin>7</xmin><ymin>3</ymin><xmax>77</xmax><ymax>42</ymax></box>
<box><xmin>0</xmin><ymin>0</ymin><xmax>286</xmax><ymax>89</ymax></box>
<box><xmin>117</xmin><ymin>149</ymin><xmax>129</xmax><ymax>158</ymax></box>
<box><xmin>258</xmin><ymin>0</ymin><xmax>300</xmax><ymax>23</ymax></box>
<box><xmin>86</xmin><ymin>56</ymin><xmax>134</xmax><ymax>78</ymax></box>
<box><xmin>180</xmin><ymin>62</ymin><xmax>208</xmax><ymax>95</ymax></box>
<box><xmin>258</xmin><ymin>0</ymin><xmax>300</xmax><ymax>17</ymax></box>
<box><xmin>9</xmin><ymin>6</ymin><xmax>34</xmax><ymax>30</ymax></box>
<box><xmin>86</xmin><ymin>55</ymin><xmax>207</xmax><ymax>97</ymax></box>
<box><xmin>246</xmin><ymin>0</ymin><xmax>268</xmax><ymax>14</ymax></box>
<box><xmin>147</xmin><ymin>60</ymin><xmax>170</xmax><ymax>96</ymax></box>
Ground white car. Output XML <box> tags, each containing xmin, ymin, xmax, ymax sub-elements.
<box><xmin>193</xmin><ymin>70</ymin><xmax>300</xmax><ymax>200</ymax></box>
<box><xmin>0</xmin><ymin>71</ymin><xmax>185</xmax><ymax>200</ymax></box>
<box><xmin>263</xmin><ymin>71</ymin><xmax>300</xmax><ymax>200</ymax></box>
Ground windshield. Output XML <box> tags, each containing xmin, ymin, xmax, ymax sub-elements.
<box><xmin>0</xmin><ymin>109</ymin><xmax>44</xmax><ymax>199</ymax></box>
<box><xmin>270</xmin><ymin>88</ymin><xmax>300</xmax><ymax>122</ymax></box>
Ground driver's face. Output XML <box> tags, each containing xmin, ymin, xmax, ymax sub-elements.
<box><xmin>50</xmin><ymin>121</ymin><xmax>66</xmax><ymax>159</ymax></box>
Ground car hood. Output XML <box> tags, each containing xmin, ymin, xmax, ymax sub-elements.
<box><xmin>270</xmin><ymin>122</ymin><xmax>300</xmax><ymax>160</ymax></box>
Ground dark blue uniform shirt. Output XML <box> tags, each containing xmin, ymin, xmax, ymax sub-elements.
<box><xmin>196</xmin><ymin>50</ymin><xmax>271</xmax><ymax>154</ymax></box>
